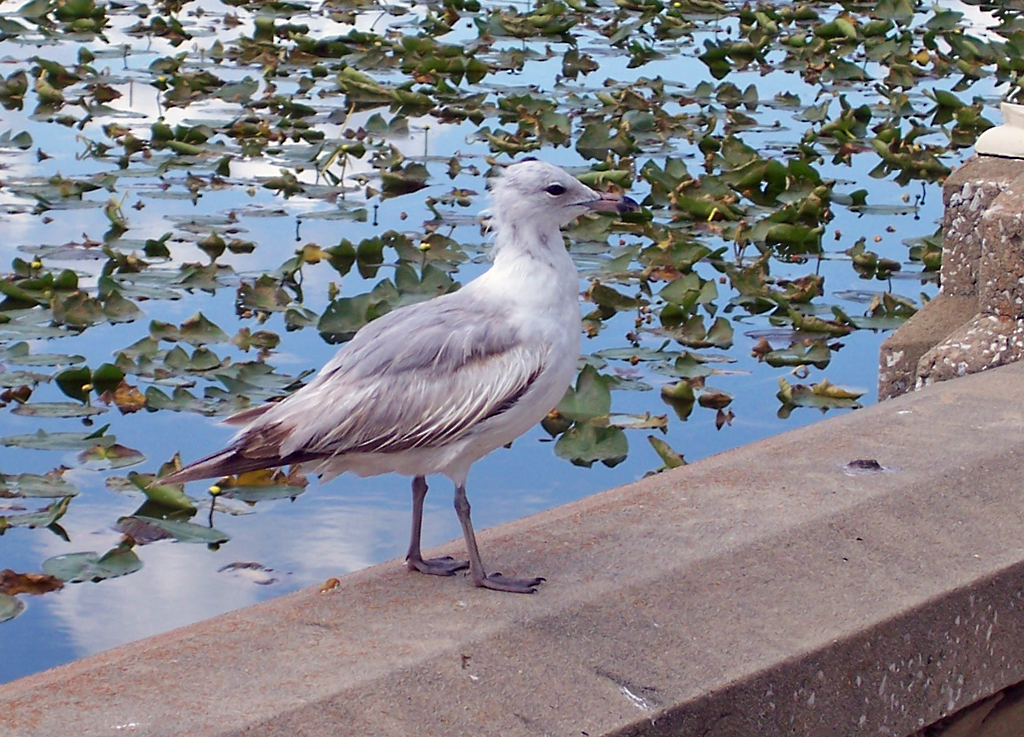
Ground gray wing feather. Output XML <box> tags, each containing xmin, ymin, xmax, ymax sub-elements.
<box><xmin>237</xmin><ymin>298</ymin><xmax>547</xmax><ymax>460</ymax></box>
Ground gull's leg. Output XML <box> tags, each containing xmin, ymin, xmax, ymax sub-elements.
<box><xmin>454</xmin><ymin>483</ymin><xmax>544</xmax><ymax>594</ymax></box>
<box><xmin>406</xmin><ymin>475</ymin><xmax>468</xmax><ymax>576</ymax></box>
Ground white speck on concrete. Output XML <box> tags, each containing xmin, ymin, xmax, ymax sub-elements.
<box><xmin>620</xmin><ymin>685</ymin><xmax>653</xmax><ymax>711</ymax></box>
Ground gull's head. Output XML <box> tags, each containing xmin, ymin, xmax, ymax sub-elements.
<box><xmin>488</xmin><ymin>159</ymin><xmax>638</xmax><ymax>231</ymax></box>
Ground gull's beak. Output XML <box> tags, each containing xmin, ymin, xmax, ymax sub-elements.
<box><xmin>587</xmin><ymin>191</ymin><xmax>640</xmax><ymax>215</ymax></box>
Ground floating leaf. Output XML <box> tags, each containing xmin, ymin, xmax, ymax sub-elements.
<box><xmin>11</xmin><ymin>402</ymin><xmax>107</xmax><ymax>418</ymax></box>
<box><xmin>0</xmin><ymin>130</ymin><xmax>31</xmax><ymax>150</ymax></box>
<box><xmin>237</xmin><ymin>276</ymin><xmax>291</xmax><ymax>314</ymax></box>
<box><xmin>0</xmin><ymin>425</ymin><xmax>114</xmax><ymax>451</ymax></box>
<box><xmin>99</xmin><ymin>380</ymin><xmax>147</xmax><ymax>414</ymax></box>
<box><xmin>648</xmin><ymin>435</ymin><xmax>685</xmax><ymax>469</ymax></box>
<box><xmin>0</xmin><ymin>496</ymin><xmax>72</xmax><ymax>531</ymax></box>
<box><xmin>233</xmin><ymin>328</ymin><xmax>280</xmax><ymax>352</ymax></box>
<box><xmin>54</xmin><ymin>366</ymin><xmax>92</xmax><ymax>402</ymax></box>
<box><xmin>554</xmin><ymin>422</ymin><xmax>628</xmax><ymax>468</ymax></box>
<box><xmin>556</xmin><ymin>365</ymin><xmax>612</xmax><ymax>422</ymax></box>
<box><xmin>777</xmin><ymin>377</ymin><xmax>865</xmax><ymax>418</ymax></box>
<box><xmin>609</xmin><ymin>413</ymin><xmax>669</xmax><ymax>431</ymax></box>
<box><xmin>380</xmin><ymin>162</ymin><xmax>430</xmax><ymax>196</ymax></box>
<box><xmin>127</xmin><ymin>472</ymin><xmax>196</xmax><ymax>512</ymax></box>
<box><xmin>78</xmin><ymin>444</ymin><xmax>146</xmax><ymax>470</ymax></box>
<box><xmin>42</xmin><ymin>544</ymin><xmax>143</xmax><ymax>583</ymax></box>
<box><xmin>178</xmin><ymin>313</ymin><xmax>230</xmax><ymax>345</ymax></box>
<box><xmin>670</xmin><ymin>316</ymin><xmax>734</xmax><ymax>349</ymax></box>
<box><xmin>697</xmin><ymin>388</ymin><xmax>733</xmax><ymax>409</ymax></box>
<box><xmin>761</xmin><ymin>342</ymin><xmax>832</xmax><ymax>369</ymax></box>
<box><xmin>0</xmin><ymin>592</ymin><xmax>25</xmax><ymax>623</ymax></box>
<box><xmin>215</xmin><ymin>468</ymin><xmax>308</xmax><ymax>503</ymax></box>
<box><xmin>0</xmin><ymin>472</ymin><xmax>78</xmax><ymax>498</ymax></box>
<box><xmin>51</xmin><ymin>291</ymin><xmax>106</xmax><ymax>328</ymax></box>
<box><xmin>660</xmin><ymin>380</ymin><xmax>696</xmax><ymax>420</ymax></box>
<box><xmin>317</xmin><ymin>289</ymin><xmax>395</xmax><ymax>342</ymax></box>
<box><xmin>0</xmin><ymin>569</ymin><xmax>63</xmax><ymax>595</ymax></box>
<box><xmin>115</xmin><ymin>515</ymin><xmax>230</xmax><ymax>545</ymax></box>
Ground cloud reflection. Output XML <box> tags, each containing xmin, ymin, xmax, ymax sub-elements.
<box><xmin>27</xmin><ymin>474</ymin><xmax>466</xmax><ymax>660</ymax></box>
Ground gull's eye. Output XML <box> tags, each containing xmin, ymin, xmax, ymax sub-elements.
<box><xmin>545</xmin><ymin>183</ymin><xmax>567</xmax><ymax>196</ymax></box>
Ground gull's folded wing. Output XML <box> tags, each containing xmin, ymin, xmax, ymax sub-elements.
<box><xmin>162</xmin><ymin>298</ymin><xmax>550</xmax><ymax>483</ymax></box>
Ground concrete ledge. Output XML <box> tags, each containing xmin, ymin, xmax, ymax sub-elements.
<box><xmin>6</xmin><ymin>365</ymin><xmax>1024</xmax><ymax>736</ymax></box>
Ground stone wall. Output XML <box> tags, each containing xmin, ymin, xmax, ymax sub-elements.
<box><xmin>879</xmin><ymin>156</ymin><xmax>1024</xmax><ymax>400</ymax></box>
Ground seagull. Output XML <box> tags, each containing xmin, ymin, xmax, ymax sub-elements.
<box><xmin>162</xmin><ymin>160</ymin><xmax>638</xmax><ymax>593</ymax></box>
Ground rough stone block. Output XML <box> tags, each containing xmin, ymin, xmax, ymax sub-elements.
<box><xmin>941</xmin><ymin>157</ymin><xmax>1024</xmax><ymax>297</ymax></box>
<box><xmin>878</xmin><ymin>293</ymin><xmax>978</xmax><ymax>400</ymax></box>
<box><xmin>917</xmin><ymin>315</ymin><xmax>1024</xmax><ymax>388</ymax></box>
<box><xmin>880</xmin><ymin>156</ymin><xmax>1024</xmax><ymax>399</ymax></box>
<box><xmin>979</xmin><ymin>179</ymin><xmax>1024</xmax><ymax>317</ymax></box>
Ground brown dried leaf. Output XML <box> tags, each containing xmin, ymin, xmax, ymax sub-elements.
<box><xmin>750</xmin><ymin>337</ymin><xmax>772</xmax><ymax>360</ymax></box>
<box><xmin>0</xmin><ymin>385</ymin><xmax>32</xmax><ymax>405</ymax></box>
<box><xmin>0</xmin><ymin>569</ymin><xmax>64</xmax><ymax>595</ymax></box>
<box><xmin>99</xmin><ymin>380</ymin><xmax>146</xmax><ymax>414</ymax></box>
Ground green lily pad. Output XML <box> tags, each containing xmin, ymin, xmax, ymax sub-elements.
<box><xmin>127</xmin><ymin>472</ymin><xmax>196</xmax><ymax>511</ymax></box>
<box><xmin>554</xmin><ymin>421</ymin><xmax>628</xmax><ymax>468</ymax></box>
<box><xmin>0</xmin><ymin>371</ymin><xmax>48</xmax><ymax>387</ymax></box>
<box><xmin>697</xmin><ymin>388</ymin><xmax>733</xmax><ymax>409</ymax></box>
<box><xmin>661</xmin><ymin>353</ymin><xmax>718</xmax><ymax>379</ymax></box>
<box><xmin>42</xmin><ymin>544</ymin><xmax>143</xmax><ymax>583</ymax></box>
<box><xmin>0</xmin><ymin>592</ymin><xmax>25</xmax><ymax>624</ymax></box>
<box><xmin>317</xmin><ymin>290</ymin><xmax>395</xmax><ymax>342</ymax></box>
<box><xmin>11</xmin><ymin>402</ymin><xmax>108</xmax><ymax>418</ymax></box>
<box><xmin>380</xmin><ymin>162</ymin><xmax>431</xmax><ymax>196</ymax></box>
<box><xmin>667</xmin><ymin>316</ymin><xmax>735</xmax><ymax>349</ymax></box>
<box><xmin>0</xmin><ymin>473</ymin><xmax>78</xmax><ymax>498</ymax></box>
<box><xmin>556</xmin><ymin>365</ymin><xmax>612</xmax><ymax>422</ymax></box>
<box><xmin>78</xmin><ymin>444</ymin><xmax>146</xmax><ymax>470</ymax></box>
<box><xmin>0</xmin><ymin>425</ymin><xmax>115</xmax><ymax>450</ymax></box>
<box><xmin>0</xmin><ymin>496</ymin><xmax>72</xmax><ymax>531</ymax></box>
<box><xmin>762</xmin><ymin>342</ymin><xmax>832</xmax><ymax>369</ymax></box>
<box><xmin>609</xmin><ymin>413</ymin><xmax>669</xmax><ymax>431</ymax></box>
<box><xmin>219</xmin><ymin>484</ymin><xmax>307</xmax><ymax>503</ymax></box>
<box><xmin>51</xmin><ymin>291</ymin><xmax>106</xmax><ymax>328</ymax></box>
<box><xmin>115</xmin><ymin>515</ymin><xmax>230</xmax><ymax>544</ymax></box>
<box><xmin>777</xmin><ymin>377</ymin><xmax>865</xmax><ymax>418</ymax></box>
<box><xmin>6</xmin><ymin>352</ymin><xmax>86</xmax><ymax>367</ymax></box>
<box><xmin>54</xmin><ymin>366</ymin><xmax>92</xmax><ymax>402</ymax></box>
<box><xmin>648</xmin><ymin>435</ymin><xmax>685</xmax><ymax>469</ymax></box>
<box><xmin>178</xmin><ymin>313</ymin><xmax>230</xmax><ymax>345</ymax></box>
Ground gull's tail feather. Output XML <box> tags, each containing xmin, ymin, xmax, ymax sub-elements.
<box><xmin>160</xmin><ymin>435</ymin><xmax>324</xmax><ymax>485</ymax></box>
<box><xmin>221</xmin><ymin>402</ymin><xmax>276</xmax><ymax>427</ymax></box>
<box><xmin>160</xmin><ymin>447</ymin><xmax>262</xmax><ymax>485</ymax></box>
<box><xmin>161</xmin><ymin>446</ymin><xmax>305</xmax><ymax>485</ymax></box>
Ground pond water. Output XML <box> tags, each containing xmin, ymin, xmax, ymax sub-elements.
<box><xmin>0</xmin><ymin>0</ymin><xmax>1012</xmax><ymax>683</ymax></box>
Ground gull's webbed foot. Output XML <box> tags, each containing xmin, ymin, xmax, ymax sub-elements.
<box><xmin>453</xmin><ymin>483</ymin><xmax>546</xmax><ymax>594</ymax></box>
<box><xmin>406</xmin><ymin>555</ymin><xmax>470</xmax><ymax>577</ymax></box>
<box><xmin>471</xmin><ymin>572</ymin><xmax>546</xmax><ymax>594</ymax></box>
